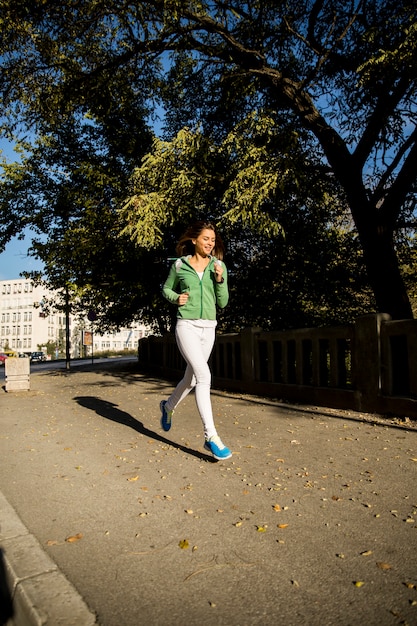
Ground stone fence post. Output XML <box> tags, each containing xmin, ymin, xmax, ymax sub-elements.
<box><xmin>353</xmin><ymin>313</ymin><xmax>391</xmax><ymax>412</ymax></box>
<box><xmin>240</xmin><ymin>327</ymin><xmax>262</xmax><ymax>387</ymax></box>
<box><xmin>5</xmin><ymin>357</ymin><xmax>30</xmax><ymax>392</ymax></box>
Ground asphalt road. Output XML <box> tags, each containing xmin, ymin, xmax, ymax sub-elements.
<box><xmin>1</xmin><ymin>359</ymin><xmax>416</xmax><ymax>625</ymax></box>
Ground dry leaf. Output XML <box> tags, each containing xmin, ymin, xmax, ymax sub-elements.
<box><xmin>65</xmin><ymin>533</ymin><xmax>83</xmax><ymax>543</ymax></box>
<box><xmin>179</xmin><ymin>539</ymin><xmax>189</xmax><ymax>549</ymax></box>
<box><xmin>256</xmin><ymin>525</ymin><xmax>267</xmax><ymax>532</ymax></box>
<box><xmin>46</xmin><ymin>539</ymin><xmax>59</xmax><ymax>546</ymax></box>
<box><xmin>273</xmin><ymin>504</ymin><xmax>281</xmax><ymax>511</ymax></box>
<box><xmin>353</xmin><ymin>581</ymin><xmax>365</xmax><ymax>587</ymax></box>
<box><xmin>127</xmin><ymin>476</ymin><xmax>139</xmax><ymax>482</ymax></box>
<box><xmin>277</xmin><ymin>523</ymin><xmax>289</xmax><ymax>529</ymax></box>
<box><xmin>185</xmin><ymin>509</ymin><xmax>193</xmax><ymax>515</ymax></box>
<box><xmin>376</xmin><ymin>562</ymin><xmax>392</xmax><ymax>570</ymax></box>
<box><xmin>360</xmin><ymin>550</ymin><xmax>373</xmax><ymax>556</ymax></box>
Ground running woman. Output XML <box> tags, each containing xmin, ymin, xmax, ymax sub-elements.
<box><xmin>160</xmin><ymin>220</ymin><xmax>232</xmax><ymax>460</ymax></box>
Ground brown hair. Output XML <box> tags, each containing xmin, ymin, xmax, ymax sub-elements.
<box><xmin>176</xmin><ymin>221</ymin><xmax>225</xmax><ymax>260</ymax></box>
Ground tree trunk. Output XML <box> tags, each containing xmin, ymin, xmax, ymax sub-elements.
<box><xmin>351</xmin><ymin>199</ymin><xmax>413</xmax><ymax>320</ymax></box>
<box><xmin>271</xmin><ymin>77</ymin><xmax>414</xmax><ymax>320</ymax></box>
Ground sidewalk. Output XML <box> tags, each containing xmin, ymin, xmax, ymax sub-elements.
<box><xmin>1</xmin><ymin>359</ymin><xmax>416</xmax><ymax>626</ymax></box>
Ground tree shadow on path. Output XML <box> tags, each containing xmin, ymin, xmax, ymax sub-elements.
<box><xmin>74</xmin><ymin>395</ymin><xmax>214</xmax><ymax>462</ymax></box>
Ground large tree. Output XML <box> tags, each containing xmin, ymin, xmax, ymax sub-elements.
<box><xmin>1</xmin><ymin>0</ymin><xmax>416</xmax><ymax>319</ymax></box>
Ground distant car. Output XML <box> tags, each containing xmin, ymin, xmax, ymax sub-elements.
<box><xmin>30</xmin><ymin>351</ymin><xmax>47</xmax><ymax>363</ymax></box>
<box><xmin>0</xmin><ymin>353</ymin><xmax>8</xmax><ymax>365</ymax></box>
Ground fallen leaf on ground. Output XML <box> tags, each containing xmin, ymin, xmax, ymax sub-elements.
<box><xmin>377</xmin><ymin>562</ymin><xmax>392</xmax><ymax>570</ymax></box>
<box><xmin>179</xmin><ymin>539</ymin><xmax>189</xmax><ymax>549</ymax></box>
<box><xmin>65</xmin><ymin>533</ymin><xmax>83</xmax><ymax>543</ymax></box>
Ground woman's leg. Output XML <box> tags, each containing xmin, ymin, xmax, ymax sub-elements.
<box><xmin>167</xmin><ymin>323</ymin><xmax>217</xmax><ymax>439</ymax></box>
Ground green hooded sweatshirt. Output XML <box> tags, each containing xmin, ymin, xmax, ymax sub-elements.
<box><xmin>162</xmin><ymin>256</ymin><xmax>229</xmax><ymax>320</ymax></box>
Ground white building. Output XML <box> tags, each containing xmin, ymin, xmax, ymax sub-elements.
<box><xmin>0</xmin><ymin>278</ymin><xmax>148</xmax><ymax>358</ymax></box>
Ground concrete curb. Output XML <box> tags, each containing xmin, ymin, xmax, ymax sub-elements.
<box><xmin>0</xmin><ymin>492</ymin><xmax>97</xmax><ymax>626</ymax></box>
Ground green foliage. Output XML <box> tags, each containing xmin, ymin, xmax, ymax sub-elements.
<box><xmin>1</xmin><ymin>0</ymin><xmax>416</xmax><ymax>324</ymax></box>
<box><xmin>121</xmin><ymin>129</ymin><xmax>218</xmax><ymax>249</ymax></box>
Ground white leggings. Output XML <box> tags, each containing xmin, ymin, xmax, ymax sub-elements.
<box><xmin>166</xmin><ymin>320</ymin><xmax>217</xmax><ymax>439</ymax></box>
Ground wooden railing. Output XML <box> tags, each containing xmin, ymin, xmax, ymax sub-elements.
<box><xmin>137</xmin><ymin>314</ymin><xmax>417</xmax><ymax>419</ymax></box>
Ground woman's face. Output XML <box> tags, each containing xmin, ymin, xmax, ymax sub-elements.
<box><xmin>193</xmin><ymin>228</ymin><xmax>216</xmax><ymax>257</ymax></box>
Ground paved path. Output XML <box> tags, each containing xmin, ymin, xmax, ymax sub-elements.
<box><xmin>1</xmin><ymin>359</ymin><xmax>416</xmax><ymax>626</ymax></box>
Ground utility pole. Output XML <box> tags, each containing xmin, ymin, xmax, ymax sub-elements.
<box><xmin>65</xmin><ymin>283</ymin><xmax>70</xmax><ymax>370</ymax></box>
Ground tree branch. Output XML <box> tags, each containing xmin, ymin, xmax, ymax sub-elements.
<box><xmin>353</xmin><ymin>76</ymin><xmax>412</xmax><ymax>168</ymax></box>
<box><xmin>380</xmin><ymin>124</ymin><xmax>417</xmax><ymax>227</ymax></box>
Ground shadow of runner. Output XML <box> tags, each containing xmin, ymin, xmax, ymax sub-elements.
<box><xmin>73</xmin><ymin>396</ymin><xmax>215</xmax><ymax>462</ymax></box>
<box><xmin>0</xmin><ymin>548</ymin><xmax>14</xmax><ymax>626</ymax></box>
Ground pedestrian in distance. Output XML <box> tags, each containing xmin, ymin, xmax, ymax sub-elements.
<box><xmin>160</xmin><ymin>220</ymin><xmax>232</xmax><ymax>461</ymax></box>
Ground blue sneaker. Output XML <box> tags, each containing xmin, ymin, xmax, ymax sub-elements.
<box><xmin>160</xmin><ymin>400</ymin><xmax>173</xmax><ymax>432</ymax></box>
<box><xmin>204</xmin><ymin>435</ymin><xmax>232</xmax><ymax>461</ymax></box>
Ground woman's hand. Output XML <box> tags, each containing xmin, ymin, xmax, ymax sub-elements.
<box><xmin>214</xmin><ymin>261</ymin><xmax>224</xmax><ymax>283</ymax></box>
<box><xmin>177</xmin><ymin>292</ymin><xmax>189</xmax><ymax>306</ymax></box>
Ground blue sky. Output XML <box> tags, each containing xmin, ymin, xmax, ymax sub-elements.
<box><xmin>0</xmin><ymin>230</ymin><xmax>44</xmax><ymax>281</ymax></box>
<box><xmin>0</xmin><ymin>138</ymin><xmax>44</xmax><ymax>280</ymax></box>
